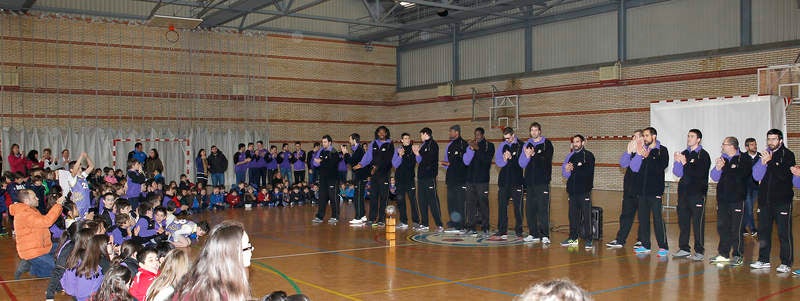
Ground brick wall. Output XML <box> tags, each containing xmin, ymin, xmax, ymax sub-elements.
<box><xmin>393</xmin><ymin>47</ymin><xmax>800</xmax><ymax>192</ymax></box>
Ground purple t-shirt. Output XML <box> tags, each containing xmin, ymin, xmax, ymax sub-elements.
<box><xmin>71</xmin><ymin>177</ymin><xmax>91</xmax><ymax>217</ymax></box>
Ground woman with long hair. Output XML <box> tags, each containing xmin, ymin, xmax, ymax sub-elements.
<box><xmin>90</xmin><ymin>265</ymin><xmax>135</xmax><ymax>301</ymax></box>
<box><xmin>172</xmin><ymin>220</ymin><xmax>253</xmax><ymax>301</ymax></box>
<box><xmin>195</xmin><ymin>149</ymin><xmax>209</xmax><ymax>186</ymax></box>
<box><xmin>145</xmin><ymin>248</ymin><xmax>191</xmax><ymax>301</ymax></box>
<box><xmin>144</xmin><ymin>148</ymin><xmax>164</xmax><ymax>179</ymax></box>
<box><xmin>62</xmin><ymin>234</ymin><xmax>112</xmax><ymax>301</ymax></box>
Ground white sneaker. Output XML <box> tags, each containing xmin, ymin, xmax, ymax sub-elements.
<box><xmin>541</xmin><ymin>237</ymin><xmax>551</xmax><ymax>245</ymax></box>
<box><xmin>396</xmin><ymin>223</ymin><xmax>409</xmax><ymax>229</ymax></box>
<box><xmin>361</xmin><ymin>216</ymin><xmax>367</xmax><ymax>222</ymax></box>
<box><xmin>417</xmin><ymin>225</ymin><xmax>429</xmax><ymax>232</ymax></box>
<box><xmin>349</xmin><ymin>218</ymin><xmax>364</xmax><ymax>224</ymax></box>
<box><xmin>673</xmin><ymin>250</ymin><xmax>691</xmax><ymax>258</ymax></box>
<box><xmin>777</xmin><ymin>264</ymin><xmax>792</xmax><ymax>273</ymax></box>
<box><xmin>328</xmin><ymin>218</ymin><xmax>338</xmax><ymax>224</ymax></box>
<box><xmin>750</xmin><ymin>261</ymin><xmax>771</xmax><ymax>269</ymax></box>
<box><xmin>605</xmin><ymin>240</ymin><xmax>623</xmax><ymax>248</ymax></box>
<box><xmin>523</xmin><ymin>235</ymin><xmax>535</xmax><ymax>243</ymax></box>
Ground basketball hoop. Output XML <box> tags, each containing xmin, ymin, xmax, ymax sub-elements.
<box><xmin>165</xmin><ymin>24</ymin><xmax>180</xmax><ymax>43</ymax></box>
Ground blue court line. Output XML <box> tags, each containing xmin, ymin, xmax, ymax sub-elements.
<box><xmin>591</xmin><ymin>269</ymin><xmax>709</xmax><ymax>295</ymax></box>
<box><xmin>253</xmin><ymin>233</ymin><xmax>519</xmax><ymax>297</ymax></box>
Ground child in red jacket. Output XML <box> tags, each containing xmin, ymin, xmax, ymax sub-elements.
<box><xmin>226</xmin><ymin>189</ymin><xmax>241</xmax><ymax>208</ymax></box>
<box><xmin>128</xmin><ymin>246</ymin><xmax>159</xmax><ymax>301</ymax></box>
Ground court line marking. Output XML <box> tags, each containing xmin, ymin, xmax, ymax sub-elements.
<box><xmin>251</xmin><ymin>261</ymin><xmax>302</xmax><ymax>294</ymax></box>
<box><xmin>0</xmin><ymin>277</ymin><xmax>48</xmax><ymax>284</ymax></box>
<box><xmin>254</xmin><ymin>233</ymin><xmax>519</xmax><ymax>297</ymax></box>
<box><xmin>757</xmin><ymin>283</ymin><xmax>800</xmax><ymax>301</ymax></box>
<box><xmin>251</xmin><ymin>262</ymin><xmax>361</xmax><ymax>301</ymax></box>
<box><xmin>251</xmin><ymin>244</ymin><xmax>413</xmax><ymax>260</ymax></box>
<box><xmin>0</xmin><ymin>273</ymin><xmax>19</xmax><ymax>301</ymax></box>
<box><xmin>590</xmin><ymin>269</ymin><xmax>709</xmax><ymax>295</ymax></box>
<box><xmin>350</xmin><ymin>253</ymin><xmax>632</xmax><ymax>296</ymax></box>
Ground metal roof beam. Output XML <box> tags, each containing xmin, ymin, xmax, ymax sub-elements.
<box><xmin>240</xmin><ymin>0</ymin><xmax>329</xmax><ymax>31</ymax></box>
<box><xmin>200</xmin><ymin>0</ymin><xmax>278</xmax><ymax>27</ymax></box>
<box><xmin>356</xmin><ymin>0</ymin><xmax>543</xmax><ymax>41</ymax></box>
<box><xmin>134</xmin><ymin>0</ymin><xmax>448</xmax><ymax>34</ymax></box>
<box><xmin>398</xmin><ymin>0</ymin><xmax>669</xmax><ymax>50</ymax></box>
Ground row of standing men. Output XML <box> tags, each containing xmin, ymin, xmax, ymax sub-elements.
<box><xmin>309</xmin><ymin>124</ymin><xmax>799</xmax><ymax>275</ymax></box>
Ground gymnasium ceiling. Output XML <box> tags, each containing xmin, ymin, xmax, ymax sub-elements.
<box><xmin>0</xmin><ymin>0</ymin><xmax>649</xmax><ymax>46</ymax></box>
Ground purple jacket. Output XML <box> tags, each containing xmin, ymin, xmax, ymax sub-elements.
<box><xmin>293</xmin><ymin>150</ymin><xmax>306</xmax><ymax>171</ymax></box>
<box><xmin>279</xmin><ymin>151</ymin><xmax>292</xmax><ymax>169</ymax></box>
<box><xmin>266</xmin><ymin>153</ymin><xmax>278</xmax><ymax>170</ymax></box>
<box><xmin>234</xmin><ymin>152</ymin><xmax>250</xmax><ymax>173</ymax></box>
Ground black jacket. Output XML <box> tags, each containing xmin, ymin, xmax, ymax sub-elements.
<box><xmin>207</xmin><ymin>152</ymin><xmax>228</xmax><ymax>173</ymax></box>
<box><xmin>675</xmin><ymin>147</ymin><xmax>711</xmax><ymax>198</ymax></box>
<box><xmin>417</xmin><ymin>139</ymin><xmax>439</xmax><ymax>180</ymax></box>
<box><xmin>715</xmin><ymin>153</ymin><xmax>752</xmax><ymax>203</ymax></box>
<box><xmin>757</xmin><ymin>146</ymin><xmax>795</xmax><ymax>205</ymax></box>
<box><xmin>345</xmin><ymin>145</ymin><xmax>370</xmax><ymax>181</ymax></box>
<box><xmin>522</xmin><ymin>139</ymin><xmax>554</xmax><ymax>186</ymax></box>
<box><xmin>565</xmin><ymin>149</ymin><xmax>595</xmax><ymax>195</ymax></box>
<box><xmin>640</xmin><ymin>144</ymin><xmax>669</xmax><ymax>197</ymax></box>
<box><xmin>316</xmin><ymin>147</ymin><xmax>340</xmax><ymax>183</ymax></box>
<box><xmin>395</xmin><ymin>144</ymin><xmax>417</xmax><ymax>184</ymax></box>
<box><xmin>466</xmin><ymin>139</ymin><xmax>494</xmax><ymax>183</ymax></box>
<box><xmin>445</xmin><ymin>137</ymin><xmax>470</xmax><ymax>185</ymax></box>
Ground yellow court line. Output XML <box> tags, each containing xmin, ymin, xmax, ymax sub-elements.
<box><xmin>251</xmin><ymin>263</ymin><xmax>363</xmax><ymax>301</ymax></box>
<box><xmin>350</xmin><ymin>253</ymin><xmax>632</xmax><ymax>297</ymax></box>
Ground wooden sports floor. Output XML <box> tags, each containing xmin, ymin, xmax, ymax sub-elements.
<box><xmin>1</xmin><ymin>187</ymin><xmax>800</xmax><ymax>301</ymax></box>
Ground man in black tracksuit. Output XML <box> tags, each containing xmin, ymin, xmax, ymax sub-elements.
<box><xmin>464</xmin><ymin>127</ymin><xmax>494</xmax><ymax>235</ymax></box>
<box><xmin>493</xmin><ymin>127</ymin><xmax>524</xmax><ymax>239</ymax></box>
<box><xmin>671</xmin><ymin>129</ymin><xmax>711</xmax><ymax>260</ymax></box>
<box><xmin>414</xmin><ymin>127</ymin><xmax>443</xmax><ymax>232</ymax></box>
<box><xmin>607</xmin><ymin>130</ymin><xmax>643</xmax><ymax>248</ymax></box>
<box><xmin>519</xmin><ymin>122</ymin><xmax>554</xmax><ymax>244</ymax></box>
<box><xmin>391</xmin><ymin>133</ymin><xmax>419</xmax><ymax>229</ymax></box>
<box><xmin>750</xmin><ymin>129</ymin><xmax>795</xmax><ymax>273</ymax></box>
<box><xmin>560</xmin><ymin>135</ymin><xmax>595</xmax><ymax>248</ymax></box>
<box><xmin>360</xmin><ymin>126</ymin><xmax>394</xmax><ymax>225</ymax></box>
<box><xmin>709</xmin><ymin>136</ymin><xmax>751</xmax><ymax>265</ymax></box>
<box><xmin>312</xmin><ymin>135</ymin><xmax>341</xmax><ymax>223</ymax></box>
<box><xmin>633</xmin><ymin>127</ymin><xmax>670</xmax><ymax>255</ymax></box>
<box><xmin>343</xmin><ymin>133</ymin><xmax>369</xmax><ymax>225</ymax></box>
<box><xmin>442</xmin><ymin>125</ymin><xmax>472</xmax><ymax>231</ymax></box>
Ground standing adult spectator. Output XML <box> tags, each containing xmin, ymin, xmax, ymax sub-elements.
<box><xmin>207</xmin><ymin>145</ymin><xmax>228</xmax><ymax>187</ymax></box>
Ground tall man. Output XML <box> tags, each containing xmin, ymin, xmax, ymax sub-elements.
<box><xmin>464</xmin><ymin>127</ymin><xmax>494</xmax><ymax>236</ymax></box>
<box><xmin>414</xmin><ymin>127</ymin><xmax>444</xmax><ymax>232</ymax></box>
<box><xmin>312</xmin><ymin>135</ymin><xmax>341</xmax><ymax>224</ymax></box>
<box><xmin>343</xmin><ymin>133</ymin><xmax>369</xmax><ymax>225</ymax></box>
<box><xmin>358</xmin><ymin>126</ymin><xmax>394</xmax><ymax>226</ymax></box>
<box><xmin>607</xmin><ymin>130</ymin><xmax>644</xmax><ymax>249</ymax></box>
<box><xmin>750</xmin><ymin>129</ymin><xmax>795</xmax><ymax>273</ymax></box>
<box><xmin>560</xmin><ymin>135</ymin><xmax>596</xmax><ymax>249</ymax></box>
<box><xmin>493</xmin><ymin>127</ymin><xmax>524</xmax><ymax>240</ymax></box>
<box><xmin>671</xmin><ymin>129</ymin><xmax>711</xmax><ymax>261</ymax></box>
<box><xmin>519</xmin><ymin>122</ymin><xmax>554</xmax><ymax>245</ymax></box>
<box><xmin>743</xmin><ymin>137</ymin><xmax>760</xmax><ymax>236</ymax></box>
<box><xmin>392</xmin><ymin>133</ymin><xmax>420</xmax><ymax>229</ymax></box>
<box><xmin>442</xmin><ymin>125</ymin><xmax>473</xmax><ymax>231</ymax></box>
<box><xmin>709</xmin><ymin>136</ymin><xmax>751</xmax><ymax>266</ymax></box>
<box><xmin>633</xmin><ymin>127</ymin><xmax>670</xmax><ymax>257</ymax></box>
